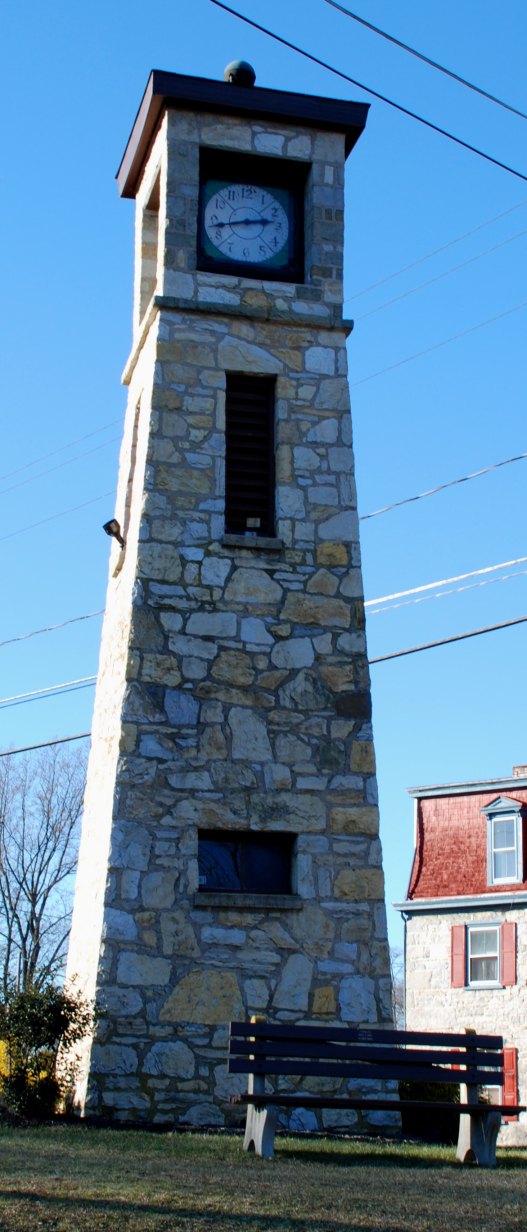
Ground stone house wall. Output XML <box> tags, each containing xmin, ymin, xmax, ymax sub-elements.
<box><xmin>66</xmin><ymin>101</ymin><xmax>394</xmax><ymax>1130</ymax></box>
<box><xmin>405</xmin><ymin>908</ymin><xmax>527</xmax><ymax>1146</ymax></box>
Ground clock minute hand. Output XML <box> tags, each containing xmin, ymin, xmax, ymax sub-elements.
<box><xmin>213</xmin><ymin>217</ymin><xmax>275</xmax><ymax>227</ymax></box>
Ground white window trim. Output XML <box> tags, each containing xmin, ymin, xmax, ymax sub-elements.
<box><xmin>491</xmin><ymin>814</ymin><xmax>520</xmax><ymax>885</ymax></box>
<box><xmin>483</xmin><ymin>799</ymin><xmax>525</xmax><ymax>888</ymax></box>
<box><xmin>467</xmin><ymin>922</ymin><xmax>501</xmax><ymax>989</ymax></box>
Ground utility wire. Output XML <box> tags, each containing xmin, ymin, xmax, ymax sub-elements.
<box><xmin>208</xmin><ymin>0</ymin><xmax>527</xmax><ymax>184</ymax></box>
<box><xmin>345</xmin><ymin>197</ymin><xmax>527</xmax><ymax>302</ymax></box>
<box><xmin>324</xmin><ymin>0</ymin><xmax>527</xmax><ymax>122</ymax></box>
<box><xmin>2</xmin><ymin>614</ymin><xmax>525</xmax><ymax>716</ymax></box>
<box><xmin>2</xmin><ymin>558</ymin><xmax>524</xmax><ymax>647</ymax></box>
<box><xmin>1</xmin><ymin>683</ymin><xmax>96</xmax><ymax>710</ymax></box>
<box><xmin>360</xmin><ymin>450</ymin><xmax>527</xmax><ymax>521</ymax></box>
<box><xmin>368</xmin><ymin>568</ymin><xmax>527</xmax><ymax>615</ymax></box>
<box><xmin>0</xmin><ymin>611</ymin><xmax>104</xmax><ymax>650</ymax></box>
<box><xmin>0</xmin><ymin>677</ymin><xmax>97</xmax><ymax>710</ymax></box>
<box><xmin>0</xmin><ymin>438</ymin><xmax>121</xmax><ymax>498</ymax></box>
<box><xmin>1</xmin><ymin>610</ymin><xmax>523</xmax><ymax>720</ymax></box>
<box><xmin>355</xmin><ymin>227</ymin><xmax>527</xmax><ymax>322</ymax></box>
<box><xmin>0</xmin><ymin>418</ymin><xmax>124</xmax><ymax>485</ymax></box>
<box><xmin>350</xmin><ymin>299</ymin><xmax>527</xmax><ymax>388</ymax></box>
<box><xmin>0</xmin><ymin>733</ymin><xmax>91</xmax><ymax>759</ymax></box>
<box><xmin>0</xmin><ymin>491</ymin><xmax>116</xmax><ymax>545</ymax></box>
<box><xmin>365</xmin><ymin>556</ymin><xmax>527</xmax><ymax>606</ymax></box>
<box><xmin>368</xmin><ymin>614</ymin><xmax>527</xmax><ymax>663</ymax></box>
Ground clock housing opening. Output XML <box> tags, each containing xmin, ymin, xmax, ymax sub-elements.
<box><xmin>197</xmin><ymin>150</ymin><xmax>307</xmax><ymax>283</ymax></box>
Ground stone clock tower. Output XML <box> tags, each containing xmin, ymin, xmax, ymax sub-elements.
<box><xmin>67</xmin><ymin>62</ymin><xmax>394</xmax><ymax>1129</ymax></box>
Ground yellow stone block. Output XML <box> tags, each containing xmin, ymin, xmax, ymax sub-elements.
<box><xmin>159</xmin><ymin>969</ymin><xmax>243</xmax><ymax>1024</ymax></box>
<box><xmin>142</xmin><ymin>654</ymin><xmax>181</xmax><ymax>687</ymax></box>
<box><xmin>329</xmin><ymin>806</ymin><xmax>379</xmax><ymax>835</ymax></box>
<box><xmin>349</xmin><ymin>742</ymin><xmax>376</xmax><ymax>773</ymax></box>
<box><xmin>334</xmin><ymin>868</ymin><xmax>385</xmax><ymax>900</ymax></box>
<box><xmin>316</xmin><ymin>543</ymin><xmax>348</xmax><ymax>566</ymax></box>
<box><xmin>319</xmin><ymin>665</ymin><xmax>354</xmax><ymax>692</ymax></box>
<box><xmin>119</xmin><ymin>724</ymin><xmax>137</xmax><ymax>754</ymax></box>
<box><xmin>312</xmin><ymin>985</ymin><xmax>337</xmax><ymax>1014</ymax></box>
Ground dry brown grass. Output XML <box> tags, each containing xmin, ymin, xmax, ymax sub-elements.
<box><xmin>0</xmin><ymin>1126</ymin><xmax>525</xmax><ymax>1232</ymax></box>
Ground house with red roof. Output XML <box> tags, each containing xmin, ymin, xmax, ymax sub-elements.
<box><xmin>394</xmin><ymin>763</ymin><xmax>527</xmax><ymax>1145</ymax></box>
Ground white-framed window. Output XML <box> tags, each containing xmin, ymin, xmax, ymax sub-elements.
<box><xmin>491</xmin><ymin>816</ymin><xmax>518</xmax><ymax>882</ymax></box>
<box><xmin>467</xmin><ymin>925</ymin><xmax>500</xmax><ymax>986</ymax></box>
<box><xmin>482</xmin><ymin>797</ymin><xmax>525</xmax><ymax>887</ymax></box>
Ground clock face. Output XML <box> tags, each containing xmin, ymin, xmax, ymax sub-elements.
<box><xmin>201</xmin><ymin>180</ymin><xmax>293</xmax><ymax>272</ymax></box>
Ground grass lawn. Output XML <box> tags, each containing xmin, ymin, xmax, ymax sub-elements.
<box><xmin>0</xmin><ymin>1127</ymin><xmax>525</xmax><ymax>1232</ymax></box>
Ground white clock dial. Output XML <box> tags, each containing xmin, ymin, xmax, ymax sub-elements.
<box><xmin>204</xmin><ymin>183</ymin><xmax>289</xmax><ymax>264</ymax></box>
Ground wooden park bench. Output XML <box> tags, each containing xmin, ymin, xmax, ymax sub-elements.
<box><xmin>228</xmin><ymin>1020</ymin><xmax>524</xmax><ymax>1165</ymax></box>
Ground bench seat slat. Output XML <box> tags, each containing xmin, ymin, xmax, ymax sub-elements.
<box><xmin>229</xmin><ymin>1040</ymin><xmax>503</xmax><ymax>1068</ymax></box>
<box><xmin>230</xmin><ymin>1093</ymin><xmax>523</xmax><ymax>1114</ymax></box>
<box><xmin>229</xmin><ymin>1022</ymin><xmax>502</xmax><ymax>1049</ymax></box>
<box><xmin>228</xmin><ymin>1058</ymin><xmax>503</xmax><ymax>1085</ymax></box>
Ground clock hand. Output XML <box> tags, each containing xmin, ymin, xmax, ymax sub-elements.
<box><xmin>211</xmin><ymin>218</ymin><xmax>276</xmax><ymax>228</ymax></box>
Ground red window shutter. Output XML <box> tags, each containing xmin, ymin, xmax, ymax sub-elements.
<box><xmin>503</xmin><ymin>1047</ymin><xmax>518</xmax><ymax>1122</ymax></box>
<box><xmin>501</xmin><ymin>922</ymin><xmax>517</xmax><ymax>986</ymax></box>
<box><xmin>451</xmin><ymin>925</ymin><xmax>466</xmax><ymax>988</ymax></box>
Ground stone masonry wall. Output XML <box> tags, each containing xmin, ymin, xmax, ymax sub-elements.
<box><xmin>67</xmin><ymin>103</ymin><xmax>395</xmax><ymax>1131</ymax></box>
<box><xmin>405</xmin><ymin>909</ymin><xmax>527</xmax><ymax>1146</ymax></box>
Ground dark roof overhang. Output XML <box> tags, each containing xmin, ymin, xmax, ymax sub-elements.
<box><xmin>117</xmin><ymin>70</ymin><xmax>369</xmax><ymax>199</ymax></box>
<box><xmin>407</xmin><ymin>774</ymin><xmax>527</xmax><ymax>799</ymax></box>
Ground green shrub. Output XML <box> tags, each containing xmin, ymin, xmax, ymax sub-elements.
<box><xmin>0</xmin><ymin>983</ymin><xmax>96</xmax><ymax>1118</ymax></box>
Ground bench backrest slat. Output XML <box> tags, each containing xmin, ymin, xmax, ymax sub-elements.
<box><xmin>228</xmin><ymin>1057</ymin><xmax>504</xmax><ymax>1085</ymax></box>
<box><xmin>229</xmin><ymin>1039</ymin><xmax>504</xmax><ymax>1068</ymax></box>
<box><xmin>228</xmin><ymin>1022</ymin><xmax>502</xmax><ymax>1050</ymax></box>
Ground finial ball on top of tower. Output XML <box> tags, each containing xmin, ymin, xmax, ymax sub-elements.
<box><xmin>223</xmin><ymin>59</ymin><xmax>256</xmax><ymax>86</ymax></box>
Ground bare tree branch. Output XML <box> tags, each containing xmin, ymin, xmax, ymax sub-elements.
<box><xmin>0</xmin><ymin>745</ymin><xmax>87</xmax><ymax>992</ymax></box>
<box><xmin>390</xmin><ymin>945</ymin><xmax>405</xmax><ymax>1030</ymax></box>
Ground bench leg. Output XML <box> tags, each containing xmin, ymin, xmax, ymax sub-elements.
<box><xmin>243</xmin><ymin>1102</ymin><xmax>278</xmax><ymax>1159</ymax></box>
<box><xmin>456</xmin><ymin>1110</ymin><xmax>502</xmax><ymax>1167</ymax></box>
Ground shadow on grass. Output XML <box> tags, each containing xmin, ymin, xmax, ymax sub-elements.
<box><xmin>275</xmin><ymin>1144</ymin><xmax>527</xmax><ymax>1170</ymax></box>
<box><xmin>276</xmin><ymin>1146</ymin><xmax>452</xmax><ymax>1170</ymax></box>
<box><xmin>0</xmin><ymin>1191</ymin><xmax>413</xmax><ymax>1232</ymax></box>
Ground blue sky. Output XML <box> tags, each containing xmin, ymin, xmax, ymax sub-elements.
<box><xmin>1</xmin><ymin>0</ymin><xmax>526</xmax><ymax>947</ymax></box>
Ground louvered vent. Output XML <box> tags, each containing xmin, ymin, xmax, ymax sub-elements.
<box><xmin>225</xmin><ymin>375</ymin><xmax>275</xmax><ymax>536</ymax></box>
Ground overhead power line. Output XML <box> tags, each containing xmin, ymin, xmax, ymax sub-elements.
<box><xmin>350</xmin><ymin>299</ymin><xmax>527</xmax><ymax>388</ymax></box>
<box><xmin>365</xmin><ymin>556</ymin><xmax>527</xmax><ymax>606</ymax></box>
<box><xmin>360</xmin><ymin>450</ymin><xmax>527</xmax><ymax>521</ymax></box>
<box><xmin>368</xmin><ymin>614</ymin><xmax>527</xmax><ymax>664</ymax></box>
<box><xmin>368</xmin><ymin>568</ymin><xmax>527</xmax><ymax>615</ymax></box>
<box><xmin>0</xmin><ymin>491</ymin><xmax>116</xmax><ymax>545</ymax></box>
<box><xmin>0</xmin><ymin>611</ymin><xmax>104</xmax><ymax>650</ymax></box>
<box><xmin>345</xmin><ymin>197</ymin><xmax>527</xmax><ymax>303</ymax></box>
<box><xmin>0</xmin><ymin>437</ymin><xmax>121</xmax><ymax>498</ymax></box>
<box><xmin>3</xmin><ymin>613</ymin><xmax>526</xmax><ymax>719</ymax></box>
<box><xmin>0</xmin><ymin>677</ymin><xmax>97</xmax><ymax>710</ymax></box>
<box><xmin>324</xmin><ymin>0</ymin><xmax>527</xmax><ymax>122</ymax></box>
<box><xmin>355</xmin><ymin>227</ymin><xmax>527</xmax><ymax>322</ymax></box>
<box><xmin>0</xmin><ymin>733</ymin><xmax>91</xmax><ymax>759</ymax></box>
<box><xmin>0</xmin><ymin>417</ymin><xmax>124</xmax><ymax>485</ymax></box>
<box><xmin>208</xmin><ymin>0</ymin><xmax>527</xmax><ymax>183</ymax></box>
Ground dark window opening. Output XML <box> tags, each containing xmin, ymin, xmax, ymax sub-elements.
<box><xmin>225</xmin><ymin>374</ymin><xmax>275</xmax><ymax>536</ymax></box>
<box><xmin>198</xmin><ymin>829</ymin><xmax>294</xmax><ymax>894</ymax></box>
